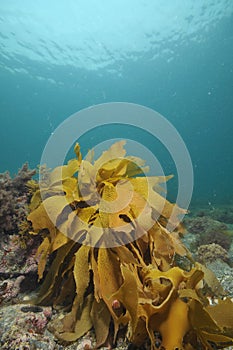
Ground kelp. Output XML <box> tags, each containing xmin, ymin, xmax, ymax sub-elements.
<box><xmin>27</xmin><ymin>141</ymin><xmax>233</xmax><ymax>349</ymax></box>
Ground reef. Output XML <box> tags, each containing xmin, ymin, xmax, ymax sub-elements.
<box><xmin>0</xmin><ymin>164</ymin><xmax>40</xmax><ymax>306</ymax></box>
<box><xmin>196</xmin><ymin>207</ymin><xmax>233</xmax><ymax>224</ymax></box>
<box><xmin>185</xmin><ymin>216</ymin><xmax>232</xmax><ymax>251</ymax></box>
<box><xmin>0</xmin><ymin>163</ymin><xmax>36</xmax><ymax>234</ymax></box>
<box><xmin>0</xmin><ymin>304</ymin><xmax>54</xmax><ymax>350</ymax></box>
<box><xmin>185</xmin><ymin>216</ymin><xmax>228</xmax><ymax>236</ymax></box>
<box><xmin>25</xmin><ymin>141</ymin><xmax>233</xmax><ymax>350</ymax></box>
<box><xmin>197</xmin><ymin>243</ymin><xmax>229</xmax><ymax>265</ymax></box>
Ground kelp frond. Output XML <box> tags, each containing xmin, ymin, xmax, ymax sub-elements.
<box><xmin>27</xmin><ymin>141</ymin><xmax>233</xmax><ymax>349</ymax></box>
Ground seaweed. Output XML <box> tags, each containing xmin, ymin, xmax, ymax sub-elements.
<box><xmin>27</xmin><ymin>141</ymin><xmax>233</xmax><ymax>349</ymax></box>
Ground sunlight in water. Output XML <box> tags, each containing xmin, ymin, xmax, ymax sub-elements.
<box><xmin>0</xmin><ymin>0</ymin><xmax>232</xmax><ymax>71</ymax></box>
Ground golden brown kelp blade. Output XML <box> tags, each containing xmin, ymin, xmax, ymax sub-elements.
<box><xmin>27</xmin><ymin>141</ymin><xmax>233</xmax><ymax>349</ymax></box>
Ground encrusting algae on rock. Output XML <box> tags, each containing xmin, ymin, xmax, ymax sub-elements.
<box><xmin>26</xmin><ymin>141</ymin><xmax>233</xmax><ymax>350</ymax></box>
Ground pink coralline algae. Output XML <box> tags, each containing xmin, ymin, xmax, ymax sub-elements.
<box><xmin>0</xmin><ymin>276</ymin><xmax>25</xmax><ymax>302</ymax></box>
<box><xmin>0</xmin><ymin>236</ymin><xmax>40</xmax><ymax>304</ymax></box>
<box><xmin>0</xmin><ymin>304</ymin><xmax>55</xmax><ymax>350</ymax></box>
<box><xmin>0</xmin><ymin>165</ymin><xmax>41</xmax><ymax>306</ymax></box>
<box><xmin>18</xmin><ymin>307</ymin><xmax>51</xmax><ymax>334</ymax></box>
<box><xmin>0</xmin><ymin>234</ymin><xmax>39</xmax><ymax>275</ymax></box>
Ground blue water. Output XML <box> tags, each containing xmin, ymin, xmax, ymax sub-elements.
<box><xmin>0</xmin><ymin>0</ymin><xmax>233</xmax><ymax>206</ymax></box>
